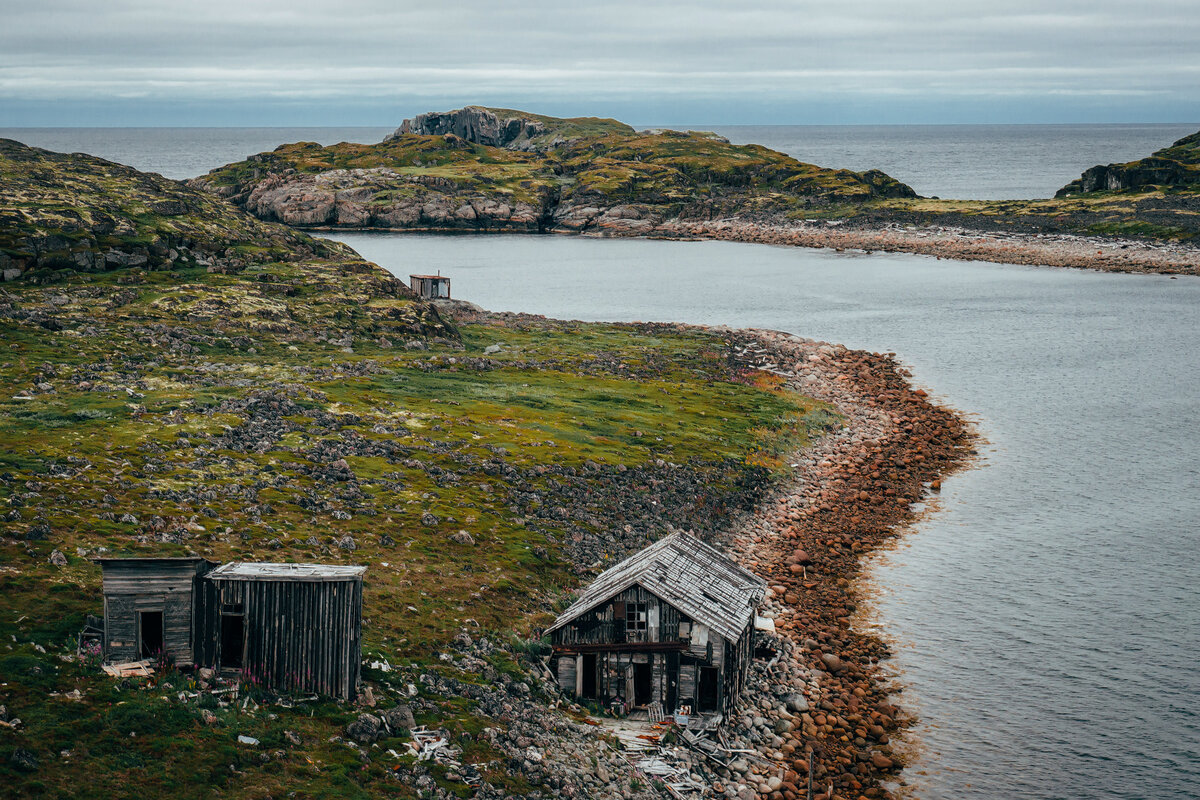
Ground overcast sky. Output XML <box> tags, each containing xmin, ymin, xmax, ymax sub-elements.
<box><xmin>2</xmin><ymin>0</ymin><xmax>1198</xmax><ymax>126</ymax></box>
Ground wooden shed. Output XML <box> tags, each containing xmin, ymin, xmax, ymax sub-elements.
<box><xmin>97</xmin><ymin>557</ymin><xmax>213</xmax><ymax>666</ymax></box>
<box><xmin>97</xmin><ymin>559</ymin><xmax>366</xmax><ymax>701</ymax></box>
<box><xmin>196</xmin><ymin>563</ymin><xmax>366</xmax><ymax>700</ymax></box>
<box><xmin>409</xmin><ymin>273</ymin><xmax>451</xmax><ymax>300</ymax></box>
<box><xmin>546</xmin><ymin>532</ymin><xmax>766</xmax><ymax>719</ymax></box>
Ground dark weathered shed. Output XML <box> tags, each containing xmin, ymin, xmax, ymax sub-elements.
<box><xmin>196</xmin><ymin>562</ymin><xmax>366</xmax><ymax>700</ymax></box>
<box><xmin>97</xmin><ymin>557</ymin><xmax>213</xmax><ymax>666</ymax></box>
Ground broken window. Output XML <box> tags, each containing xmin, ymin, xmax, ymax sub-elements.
<box><xmin>626</xmin><ymin>602</ymin><xmax>648</xmax><ymax>631</ymax></box>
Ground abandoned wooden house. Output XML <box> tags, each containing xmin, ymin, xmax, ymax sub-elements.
<box><xmin>546</xmin><ymin>532</ymin><xmax>767</xmax><ymax>718</ymax></box>
<box><xmin>409</xmin><ymin>273</ymin><xmax>451</xmax><ymax>300</ymax></box>
<box><xmin>97</xmin><ymin>559</ymin><xmax>366</xmax><ymax>700</ymax></box>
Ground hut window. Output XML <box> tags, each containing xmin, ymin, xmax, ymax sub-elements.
<box><xmin>222</xmin><ymin>603</ymin><xmax>244</xmax><ymax>614</ymax></box>
<box><xmin>626</xmin><ymin>602</ymin><xmax>648</xmax><ymax>632</ymax></box>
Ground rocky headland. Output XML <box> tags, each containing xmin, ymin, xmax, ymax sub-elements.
<box><xmin>187</xmin><ymin>106</ymin><xmax>1200</xmax><ymax>275</ymax></box>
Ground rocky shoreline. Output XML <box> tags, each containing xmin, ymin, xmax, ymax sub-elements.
<box><xmin>641</xmin><ymin>218</ymin><xmax>1200</xmax><ymax>276</ymax></box>
<box><xmin>711</xmin><ymin>327</ymin><xmax>974</xmax><ymax>799</ymax></box>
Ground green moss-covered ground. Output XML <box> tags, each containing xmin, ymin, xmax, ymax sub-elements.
<box><xmin>0</xmin><ymin>142</ymin><xmax>836</xmax><ymax>798</ymax></box>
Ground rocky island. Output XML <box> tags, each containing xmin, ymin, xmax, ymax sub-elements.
<box><xmin>190</xmin><ymin>106</ymin><xmax>1200</xmax><ymax>275</ymax></box>
<box><xmin>0</xmin><ymin>139</ymin><xmax>972</xmax><ymax>799</ymax></box>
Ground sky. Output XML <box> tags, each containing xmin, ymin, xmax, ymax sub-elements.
<box><xmin>2</xmin><ymin>0</ymin><xmax>1199</xmax><ymax>127</ymax></box>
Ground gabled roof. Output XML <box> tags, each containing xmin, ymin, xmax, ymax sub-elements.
<box><xmin>207</xmin><ymin>562</ymin><xmax>366</xmax><ymax>582</ymax></box>
<box><xmin>545</xmin><ymin>532</ymin><xmax>766</xmax><ymax>642</ymax></box>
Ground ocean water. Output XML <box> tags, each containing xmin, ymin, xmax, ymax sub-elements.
<box><xmin>3</xmin><ymin>125</ymin><xmax>1198</xmax><ymax>797</ymax></box>
<box><xmin>0</xmin><ymin>127</ymin><xmax>394</xmax><ymax>181</ymax></box>
<box><xmin>325</xmin><ymin>231</ymin><xmax>1200</xmax><ymax>800</ymax></box>
<box><xmin>2</xmin><ymin>122</ymin><xmax>1197</xmax><ymax>199</ymax></box>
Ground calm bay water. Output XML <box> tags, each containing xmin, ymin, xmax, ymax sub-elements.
<box><xmin>326</xmin><ymin>231</ymin><xmax>1200</xmax><ymax>800</ymax></box>
<box><xmin>3</xmin><ymin>126</ymin><xmax>1198</xmax><ymax>796</ymax></box>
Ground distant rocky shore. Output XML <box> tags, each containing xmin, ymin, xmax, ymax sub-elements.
<box><xmin>638</xmin><ymin>218</ymin><xmax>1200</xmax><ymax>275</ymax></box>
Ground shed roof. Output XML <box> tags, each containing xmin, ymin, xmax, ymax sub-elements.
<box><xmin>409</xmin><ymin>274</ymin><xmax>449</xmax><ymax>281</ymax></box>
<box><xmin>545</xmin><ymin>532</ymin><xmax>766</xmax><ymax>642</ymax></box>
<box><xmin>95</xmin><ymin>557</ymin><xmax>208</xmax><ymax>564</ymax></box>
<box><xmin>207</xmin><ymin>562</ymin><xmax>366</xmax><ymax>582</ymax></box>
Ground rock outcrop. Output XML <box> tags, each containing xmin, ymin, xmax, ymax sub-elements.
<box><xmin>385</xmin><ymin>105</ymin><xmax>634</xmax><ymax>151</ymax></box>
<box><xmin>388</xmin><ymin>107</ymin><xmax>548</xmax><ymax>149</ymax></box>
<box><xmin>1057</xmin><ymin>129</ymin><xmax>1200</xmax><ymax>197</ymax></box>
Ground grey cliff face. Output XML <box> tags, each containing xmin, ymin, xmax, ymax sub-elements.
<box><xmin>385</xmin><ymin>106</ymin><xmax>548</xmax><ymax>150</ymax></box>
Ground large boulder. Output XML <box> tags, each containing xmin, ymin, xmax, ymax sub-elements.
<box><xmin>345</xmin><ymin>712</ymin><xmax>383</xmax><ymax>744</ymax></box>
<box><xmin>381</xmin><ymin>704</ymin><xmax>416</xmax><ymax>733</ymax></box>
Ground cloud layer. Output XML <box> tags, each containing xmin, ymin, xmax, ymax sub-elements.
<box><xmin>3</xmin><ymin>1</ymin><xmax>1198</xmax><ymax>124</ymax></box>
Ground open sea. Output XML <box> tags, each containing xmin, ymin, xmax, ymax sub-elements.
<box><xmin>4</xmin><ymin>124</ymin><xmax>1198</xmax><ymax>798</ymax></box>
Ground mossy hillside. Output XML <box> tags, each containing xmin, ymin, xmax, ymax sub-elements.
<box><xmin>0</xmin><ymin>165</ymin><xmax>835</xmax><ymax>795</ymax></box>
<box><xmin>558</xmin><ymin>129</ymin><xmax>914</xmax><ymax>205</ymax></box>
<box><xmin>202</xmin><ymin>137</ymin><xmax>562</xmax><ymax>208</ymax></box>
<box><xmin>0</xmin><ymin>139</ymin><xmax>357</xmax><ymax>277</ymax></box>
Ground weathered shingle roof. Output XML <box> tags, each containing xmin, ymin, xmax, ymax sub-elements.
<box><xmin>207</xmin><ymin>562</ymin><xmax>366</xmax><ymax>582</ymax></box>
<box><xmin>545</xmin><ymin>532</ymin><xmax>766</xmax><ymax>642</ymax></box>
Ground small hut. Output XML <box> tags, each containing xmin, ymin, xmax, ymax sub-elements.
<box><xmin>97</xmin><ymin>557</ymin><xmax>212</xmax><ymax>666</ymax></box>
<box><xmin>97</xmin><ymin>559</ymin><xmax>366</xmax><ymax>700</ymax></box>
<box><xmin>546</xmin><ymin>532</ymin><xmax>766</xmax><ymax>718</ymax></box>
<box><xmin>409</xmin><ymin>273</ymin><xmax>451</xmax><ymax>300</ymax></box>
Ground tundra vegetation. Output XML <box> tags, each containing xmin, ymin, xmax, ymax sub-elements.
<box><xmin>0</xmin><ymin>140</ymin><xmax>835</xmax><ymax>798</ymax></box>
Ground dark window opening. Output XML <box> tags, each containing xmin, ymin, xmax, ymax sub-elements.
<box><xmin>698</xmin><ymin>666</ymin><xmax>720</xmax><ymax>712</ymax></box>
<box><xmin>138</xmin><ymin>611</ymin><xmax>163</xmax><ymax>659</ymax></box>
<box><xmin>220</xmin><ymin>614</ymin><xmax>244</xmax><ymax>668</ymax></box>
<box><xmin>626</xmin><ymin>602</ymin><xmax>648</xmax><ymax>631</ymax></box>
<box><xmin>222</xmin><ymin>603</ymin><xmax>244</xmax><ymax>614</ymax></box>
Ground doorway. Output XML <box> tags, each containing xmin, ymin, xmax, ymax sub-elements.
<box><xmin>698</xmin><ymin>666</ymin><xmax>720</xmax><ymax>712</ymax></box>
<box><xmin>220</xmin><ymin>614</ymin><xmax>244</xmax><ymax>668</ymax></box>
<box><xmin>581</xmin><ymin>654</ymin><xmax>598</xmax><ymax>699</ymax></box>
<box><xmin>633</xmin><ymin>661</ymin><xmax>653</xmax><ymax>706</ymax></box>
<box><xmin>138</xmin><ymin>611</ymin><xmax>163</xmax><ymax>659</ymax></box>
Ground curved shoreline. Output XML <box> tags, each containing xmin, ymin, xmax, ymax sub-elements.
<box><xmin>313</xmin><ymin>219</ymin><xmax>1200</xmax><ymax>276</ymax></box>
<box><xmin>719</xmin><ymin>327</ymin><xmax>975</xmax><ymax>800</ymax></box>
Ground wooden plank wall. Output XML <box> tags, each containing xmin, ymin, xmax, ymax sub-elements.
<box><xmin>552</xmin><ymin>586</ymin><xmax>684</xmax><ymax>646</ymax></box>
<box><xmin>720</xmin><ymin>624</ymin><xmax>755</xmax><ymax>716</ymax></box>
<box><xmin>204</xmin><ymin>578</ymin><xmax>363</xmax><ymax>701</ymax></box>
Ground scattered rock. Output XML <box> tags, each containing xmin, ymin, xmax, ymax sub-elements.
<box><xmin>9</xmin><ymin>748</ymin><xmax>38</xmax><ymax>771</ymax></box>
